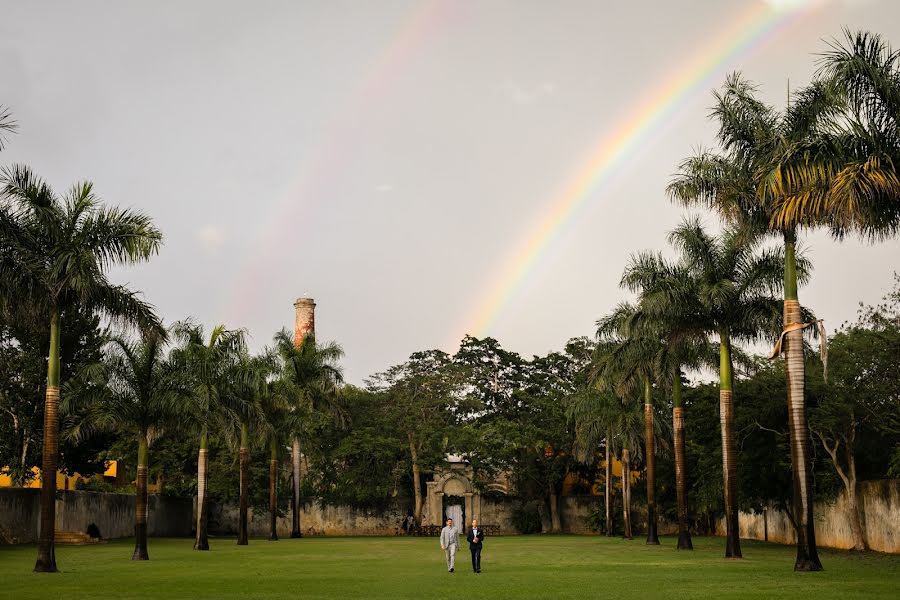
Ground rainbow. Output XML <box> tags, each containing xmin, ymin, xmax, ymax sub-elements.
<box><xmin>222</xmin><ymin>0</ymin><xmax>460</xmax><ymax>323</ymax></box>
<box><xmin>457</xmin><ymin>1</ymin><xmax>816</xmax><ymax>343</ymax></box>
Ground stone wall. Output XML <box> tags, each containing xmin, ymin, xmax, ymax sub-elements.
<box><xmin>0</xmin><ymin>489</ymin><xmax>193</xmax><ymax>544</ymax></box>
<box><xmin>6</xmin><ymin>481</ymin><xmax>895</xmax><ymax>551</ymax></box>
<box><xmin>0</xmin><ymin>488</ymin><xmax>40</xmax><ymax>544</ymax></box>
<box><xmin>716</xmin><ymin>480</ymin><xmax>900</xmax><ymax>553</ymax></box>
<box><xmin>207</xmin><ymin>498</ymin><xmax>410</xmax><ymax>538</ymax></box>
<box><xmin>205</xmin><ymin>496</ymin><xmax>605</xmax><ymax>537</ymax></box>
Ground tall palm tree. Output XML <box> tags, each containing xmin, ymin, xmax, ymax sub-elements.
<box><xmin>220</xmin><ymin>352</ymin><xmax>271</xmax><ymax>546</ymax></box>
<box><xmin>171</xmin><ymin>321</ymin><xmax>246</xmax><ymax>551</ymax></box>
<box><xmin>766</xmin><ymin>30</ymin><xmax>900</xmax><ymax>240</ymax></box>
<box><xmin>593</xmin><ymin>315</ymin><xmax>662</xmax><ymax>545</ymax></box>
<box><xmin>669</xmin><ymin>75</ymin><xmax>833</xmax><ymax>568</ymax></box>
<box><xmin>608</xmin><ymin>258</ymin><xmax>719</xmax><ymax>550</ymax></box>
<box><xmin>63</xmin><ymin>331</ymin><xmax>189</xmax><ymax>560</ymax></box>
<box><xmin>753</xmin><ymin>31</ymin><xmax>900</xmax><ymax>568</ymax></box>
<box><xmin>273</xmin><ymin>328</ymin><xmax>344</xmax><ymax>538</ymax></box>
<box><xmin>260</xmin><ymin>378</ymin><xmax>289</xmax><ymax>541</ymax></box>
<box><xmin>638</xmin><ymin>218</ymin><xmax>793</xmax><ymax>558</ymax></box>
<box><xmin>0</xmin><ymin>165</ymin><xmax>161</xmax><ymax>572</ymax></box>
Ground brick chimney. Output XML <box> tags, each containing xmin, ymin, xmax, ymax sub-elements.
<box><xmin>293</xmin><ymin>297</ymin><xmax>316</xmax><ymax>348</ymax></box>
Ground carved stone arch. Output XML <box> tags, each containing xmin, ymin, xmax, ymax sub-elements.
<box><xmin>437</xmin><ymin>472</ymin><xmax>472</xmax><ymax>496</ymax></box>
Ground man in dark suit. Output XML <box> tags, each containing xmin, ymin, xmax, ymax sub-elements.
<box><xmin>466</xmin><ymin>518</ymin><xmax>484</xmax><ymax>573</ymax></box>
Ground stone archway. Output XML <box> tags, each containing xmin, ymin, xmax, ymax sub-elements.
<box><xmin>425</xmin><ymin>463</ymin><xmax>482</xmax><ymax>532</ymax></box>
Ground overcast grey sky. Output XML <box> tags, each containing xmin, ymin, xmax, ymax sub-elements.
<box><xmin>3</xmin><ymin>0</ymin><xmax>899</xmax><ymax>383</ymax></box>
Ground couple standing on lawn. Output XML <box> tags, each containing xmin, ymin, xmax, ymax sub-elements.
<box><xmin>440</xmin><ymin>517</ymin><xmax>484</xmax><ymax>574</ymax></box>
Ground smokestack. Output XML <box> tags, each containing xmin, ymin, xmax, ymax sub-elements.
<box><xmin>293</xmin><ymin>297</ymin><xmax>316</xmax><ymax>348</ymax></box>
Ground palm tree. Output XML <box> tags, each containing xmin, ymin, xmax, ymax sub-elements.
<box><xmin>0</xmin><ymin>165</ymin><xmax>161</xmax><ymax>572</ymax></box>
<box><xmin>570</xmin><ymin>384</ymin><xmax>643</xmax><ymax>540</ymax></box>
<box><xmin>593</xmin><ymin>315</ymin><xmax>662</xmax><ymax>545</ymax></box>
<box><xmin>0</xmin><ymin>105</ymin><xmax>16</xmax><ymax>151</ymax></box>
<box><xmin>220</xmin><ymin>352</ymin><xmax>271</xmax><ymax>546</ymax></box>
<box><xmin>63</xmin><ymin>331</ymin><xmax>189</xmax><ymax>560</ymax></box>
<box><xmin>669</xmin><ymin>75</ymin><xmax>833</xmax><ymax>568</ymax></box>
<box><xmin>273</xmin><ymin>328</ymin><xmax>344</xmax><ymax>538</ymax></box>
<box><xmin>766</xmin><ymin>30</ymin><xmax>900</xmax><ymax>240</ymax></box>
<box><xmin>638</xmin><ymin>218</ymin><xmax>793</xmax><ymax>558</ymax></box>
<box><xmin>260</xmin><ymin>379</ymin><xmax>289</xmax><ymax>541</ymax></box>
<box><xmin>171</xmin><ymin>321</ymin><xmax>246</xmax><ymax>551</ymax></box>
<box><xmin>609</xmin><ymin>257</ymin><xmax>719</xmax><ymax>550</ymax></box>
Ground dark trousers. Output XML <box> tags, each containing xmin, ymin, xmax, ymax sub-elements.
<box><xmin>470</xmin><ymin>545</ymin><xmax>482</xmax><ymax>571</ymax></box>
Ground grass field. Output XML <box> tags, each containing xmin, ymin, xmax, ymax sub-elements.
<box><xmin>1</xmin><ymin>535</ymin><xmax>898</xmax><ymax>599</ymax></box>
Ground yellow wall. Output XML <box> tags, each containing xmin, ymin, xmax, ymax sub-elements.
<box><xmin>0</xmin><ymin>461</ymin><xmax>118</xmax><ymax>489</ymax></box>
<box><xmin>561</xmin><ymin>458</ymin><xmax>641</xmax><ymax>496</ymax></box>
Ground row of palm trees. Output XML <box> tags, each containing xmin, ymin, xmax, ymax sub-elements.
<box><xmin>570</xmin><ymin>30</ymin><xmax>900</xmax><ymax>571</ymax></box>
<box><xmin>0</xmin><ymin>156</ymin><xmax>344</xmax><ymax>569</ymax></box>
<box><xmin>63</xmin><ymin>324</ymin><xmax>344</xmax><ymax>562</ymax></box>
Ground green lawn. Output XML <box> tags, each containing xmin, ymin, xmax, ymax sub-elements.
<box><xmin>1</xmin><ymin>535</ymin><xmax>898</xmax><ymax>599</ymax></box>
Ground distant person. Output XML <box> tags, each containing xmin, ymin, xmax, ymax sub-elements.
<box><xmin>467</xmin><ymin>518</ymin><xmax>484</xmax><ymax>573</ymax></box>
<box><xmin>439</xmin><ymin>517</ymin><xmax>459</xmax><ymax>573</ymax></box>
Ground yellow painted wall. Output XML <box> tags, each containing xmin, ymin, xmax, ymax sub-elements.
<box><xmin>0</xmin><ymin>461</ymin><xmax>118</xmax><ymax>489</ymax></box>
<box><xmin>561</xmin><ymin>457</ymin><xmax>641</xmax><ymax>496</ymax></box>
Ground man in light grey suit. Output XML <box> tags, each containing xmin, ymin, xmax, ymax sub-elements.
<box><xmin>439</xmin><ymin>517</ymin><xmax>459</xmax><ymax>572</ymax></box>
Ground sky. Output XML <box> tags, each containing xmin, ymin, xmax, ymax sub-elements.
<box><xmin>2</xmin><ymin>0</ymin><xmax>899</xmax><ymax>384</ymax></box>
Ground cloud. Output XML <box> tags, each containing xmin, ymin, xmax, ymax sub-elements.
<box><xmin>196</xmin><ymin>224</ymin><xmax>227</xmax><ymax>250</ymax></box>
<box><xmin>374</xmin><ymin>183</ymin><xmax>393</xmax><ymax>193</ymax></box>
<box><xmin>495</xmin><ymin>80</ymin><xmax>558</xmax><ymax>105</ymax></box>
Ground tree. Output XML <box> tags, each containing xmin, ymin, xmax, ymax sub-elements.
<box><xmin>1</xmin><ymin>303</ymin><xmax>106</xmax><ymax>487</ymax></box>
<box><xmin>370</xmin><ymin>349</ymin><xmax>462</xmax><ymax>525</ymax></box>
<box><xmin>766</xmin><ymin>30</ymin><xmax>900</xmax><ymax>240</ymax></box>
<box><xmin>220</xmin><ymin>352</ymin><xmax>270</xmax><ymax>546</ymax></box>
<box><xmin>567</xmin><ymin>386</ymin><xmax>616</xmax><ymax>537</ymax></box>
<box><xmin>258</xmin><ymin>378</ymin><xmax>290</xmax><ymax>541</ymax></box>
<box><xmin>311</xmin><ymin>385</ymin><xmax>406</xmax><ymax>509</ymax></box>
<box><xmin>569</xmin><ymin>384</ymin><xmax>643</xmax><ymax>540</ymax></box>
<box><xmin>0</xmin><ymin>105</ymin><xmax>15</xmax><ymax>152</ymax></box>
<box><xmin>594</xmin><ymin>312</ymin><xmax>663</xmax><ymax>545</ymax></box>
<box><xmin>635</xmin><ymin>218</ymin><xmax>792</xmax><ymax>557</ymax></box>
<box><xmin>171</xmin><ymin>322</ymin><xmax>246</xmax><ymax>551</ymax></box>
<box><xmin>0</xmin><ymin>165</ymin><xmax>161</xmax><ymax>572</ymax></box>
<box><xmin>671</xmin><ymin>71</ymin><xmax>840</xmax><ymax>569</ymax></box>
<box><xmin>273</xmin><ymin>328</ymin><xmax>344</xmax><ymax>537</ymax></box>
<box><xmin>811</xmin><ymin>279</ymin><xmax>900</xmax><ymax>551</ymax></box>
<box><xmin>63</xmin><ymin>331</ymin><xmax>189</xmax><ymax>560</ymax></box>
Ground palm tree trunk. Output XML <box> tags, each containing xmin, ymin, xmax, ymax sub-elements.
<box><xmin>605</xmin><ymin>433</ymin><xmax>614</xmax><ymax>537</ymax></box>
<box><xmin>783</xmin><ymin>233</ymin><xmax>823</xmax><ymax>571</ymax></box>
<box><xmin>409</xmin><ymin>434</ymin><xmax>423</xmax><ymax>525</ymax></box>
<box><xmin>673</xmin><ymin>373</ymin><xmax>693</xmax><ymax>550</ymax></box>
<box><xmin>237</xmin><ymin>421</ymin><xmax>249</xmax><ymax>546</ymax></box>
<box><xmin>133</xmin><ymin>431</ymin><xmax>150</xmax><ymax>560</ymax></box>
<box><xmin>644</xmin><ymin>378</ymin><xmax>659</xmax><ymax>545</ymax></box>
<box><xmin>269</xmin><ymin>439</ymin><xmax>278</xmax><ymax>541</ymax></box>
<box><xmin>194</xmin><ymin>424</ymin><xmax>210</xmax><ymax>551</ymax></box>
<box><xmin>622</xmin><ymin>447</ymin><xmax>632</xmax><ymax>540</ymax></box>
<box><xmin>34</xmin><ymin>306</ymin><xmax>60</xmax><ymax>573</ymax></box>
<box><xmin>719</xmin><ymin>331</ymin><xmax>742</xmax><ymax>559</ymax></box>
<box><xmin>291</xmin><ymin>437</ymin><xmax>302</xmax><ymax>538</ymax></box>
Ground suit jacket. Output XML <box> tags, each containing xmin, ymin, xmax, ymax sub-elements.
<box><xmin>466</xmin><ymin>527</ymin><xmax>484</xmax><ymax>548</ymax></box>
<box><xmin>440</xmin><ymin>526</ymin><xmax>459</xmax><ymax>549</ymax></box>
